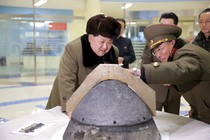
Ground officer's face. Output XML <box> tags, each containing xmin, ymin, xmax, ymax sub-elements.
<box><xmin>160</xmin><ymin>18</ymin><xmax>175</xmax><ymax>25</ymax></box>
<box><xmin>152</xmin><ymin>40</ymin><xmax>175</xmax><ymax>62</ymax></box>
<box><xmin>88</xmin><ymin>34</ymin><xmax>113</xmax><ymax>56</ymax></box>
<box><xmin>199</xmin><ymin>12</ymin><xmax>210</xmax><ymax>35</ymax></box>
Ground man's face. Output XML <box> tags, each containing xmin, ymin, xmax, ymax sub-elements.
<box><xmin>153</xmin><ymin>18</ymin><xmax>175</xmax><ymax>62</ymax></box>
<box><xmin>199</xmin><ymin>12</ymin><xmax>210</xmax><ymax>35</ymax></box>
<box><xmin>160</xmin><ymin>18</ymin><xmax>175</xmax><ymax>25</ymax></box>
<box><xmin>152</xmin><ymin>41</ymin><xmax>174</xmax><ymax>62</ymax></box>
<box><xmin>88</xmin><ymin>34</ymin><xmax>113</xmax><ymax>56</ymax></box>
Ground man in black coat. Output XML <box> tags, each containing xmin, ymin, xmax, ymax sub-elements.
<box><xmin>192</xmin><ymin>8</ymin><xmax>210</xmax><ymax>52</ymax></box>
<box><xmin>113</xmin><ymin>18</ymin><xmax>136</xmax><ymax>68</ymax></box>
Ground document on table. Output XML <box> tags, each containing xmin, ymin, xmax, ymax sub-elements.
<box><xmin>11</xmin><ymin>121</ymin><xmax>55</xmax><ymax>136</ymax></box>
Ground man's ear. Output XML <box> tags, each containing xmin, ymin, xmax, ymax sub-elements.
<box><xmin>171</xmin><ymin>40</ymin><xmax>176</xmax><ymax>45</ymax></box>
<box><xmin>88</xmin><ymin>34</ymin><xmax>92</xmax><ymax>42</ymax></box>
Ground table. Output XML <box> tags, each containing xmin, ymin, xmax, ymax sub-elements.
<box><xmin>0</xmin><ymin>106</ymin><xmax>210</xmax><ymax>140</ymax></box>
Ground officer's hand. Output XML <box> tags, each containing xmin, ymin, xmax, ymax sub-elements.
<box><xmin>132</xmin><ymin>68</ymin><xmax>141</xmax><ymax>76</ymax></box>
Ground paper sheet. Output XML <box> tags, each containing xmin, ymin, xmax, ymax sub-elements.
<box><xmin>51</xmin><ymin>126</ymin><xmax>67</xmax><ymax>140</ymax></box>
<box><xmin>170</xmin><ymin>120</ymin><xmax>210</xmax><ymax>140</ymax></box>
<box><xmin>11</xmin><ymin>121</ymin><xmax>55</xmax><ymax>136</ymax></box>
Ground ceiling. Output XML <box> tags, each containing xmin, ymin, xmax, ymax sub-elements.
<box><xmin>0</xmin><ymin>0</ymin><xmax>209</xmax><ymax>18</ymax></box>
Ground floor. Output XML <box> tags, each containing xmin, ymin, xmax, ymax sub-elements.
<box><xmin>0</xmin><ymin>76</ymin><xmax>54</xmax><ymax>123</ymax></box>
<box><xmin>0</xmin><ymin>76</ymin><xmax>191</xmax><ymax>124</ymax></box>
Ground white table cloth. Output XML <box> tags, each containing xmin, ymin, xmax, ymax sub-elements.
<box><xmin>0</xmin><ymin>106</ymin><xmax>210</xmax><ymax>140</ymax></box>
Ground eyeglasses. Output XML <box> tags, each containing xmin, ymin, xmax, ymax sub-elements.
<box><xmin>198</xmin><ymin>20</ymin><xmax>210</xmax><ymax>25</ymax></box>
<box><xmin>152</xmin><ymin>45</ymin><xmax>166</xmax><ymax>56</ymax></box>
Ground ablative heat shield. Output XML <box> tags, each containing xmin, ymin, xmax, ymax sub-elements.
<box><xmin>63</xmin><ymin>80</ymin><xmax>161</xmax><ymax>140</ymax></box>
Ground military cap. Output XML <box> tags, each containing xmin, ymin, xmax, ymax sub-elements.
<box><xmin>86</xmin><ymin>14</ymin><xmax>121</xmax><ymax>39</ymax></box>
<box><xmin>143</xmin><ymin>24</ymin><xmax>182</xmax><ymax>50</ymax></box>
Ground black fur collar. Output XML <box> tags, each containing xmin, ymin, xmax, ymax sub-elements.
<box><xmin>81</xmin><ymin>34</ymin><xmax>118</xmax><ymax>67</ymax></box>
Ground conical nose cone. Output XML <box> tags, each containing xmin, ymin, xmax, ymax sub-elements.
<box><xmin>63</xmin><ymin>80</ymin><xmax>161</xmax><ymax>140</ymax></box>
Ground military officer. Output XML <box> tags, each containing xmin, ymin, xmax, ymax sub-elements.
<box><xmin>135</xmin><ymin>24</ymin><xmax>210</xmax><ymax>124</ymax></box>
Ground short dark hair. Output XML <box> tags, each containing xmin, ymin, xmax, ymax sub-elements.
<box><xmin>116</xmin><ymin>18</ymin><xmax>126</xmax><ymax>28</ymax></box>
<box><xmin>159</xmin><ymin>12</ymin><xmax>179</xmax><ymax>25</ymax></box>
<box><xmin>198</xmin><ymin>8</ymin><xmax>210</xmax><ymax>19</ymax></box>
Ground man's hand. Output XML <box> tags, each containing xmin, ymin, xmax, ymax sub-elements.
<box><xmin>163</xmin><ymin>84</ymin><xmax>171</xmax><ymax>87</ymax></box>
<box><xmin>64</xmin><ymin>111</ymin><xmax>72</xmax><ymax>119</ymax></box>
<box><xmin>132</xmin><ymin>68</ymin><xmax>141</xmax><ymax>76</ymax></box>
<box><xmin>118</xmin><ymin>57</ymin><xmax>124</xmax><ymax>66</ymax></box>
<box><xmin>67</xmin><ymin>111</ymin><xmax>72</xmax><ymax>119</ymax></box>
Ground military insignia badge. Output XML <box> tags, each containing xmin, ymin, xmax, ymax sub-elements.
<box><xmin>153</xmin><ymin>62</ymin><xmax>160</xmax><ymax>67</ymax></box>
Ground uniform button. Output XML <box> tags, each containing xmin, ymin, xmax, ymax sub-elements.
<box><xmin>63</xmin><ymin>96</ymin><xmax>67</xmax><ymax>100</ymax></box>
